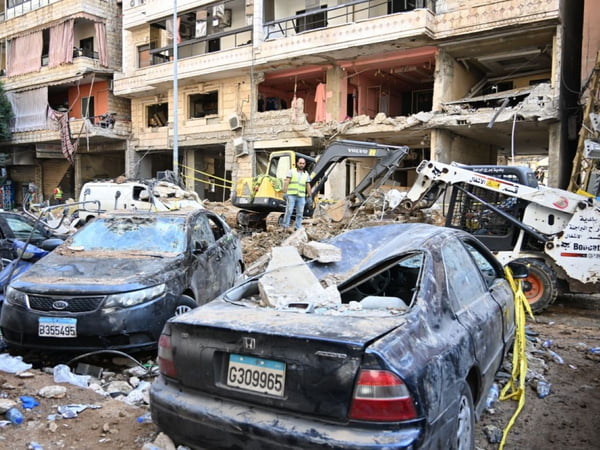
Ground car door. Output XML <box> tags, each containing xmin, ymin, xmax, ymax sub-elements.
<box><xmin>461</xmin><ymin>238</ymin><xmax>515</xmax><ymax>346</ymax></box>
<box><xmin>188</xmin><ymin>213</ymin><xmax>221</xmax><ymax>303</ymax></box>
<box><xmin>440</xmin><ymin>235</ymin><xmax>504</xmax><ymax>378</ymax></box>
<box><xmin>204</xmin><ymin>212</ymin><xmax>238</xmax><ymax>290</ymax></box>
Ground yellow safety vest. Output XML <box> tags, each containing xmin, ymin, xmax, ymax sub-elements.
<box><xmin>287</xmin><ymin>170</ymin><xmax>309</xmax><ymax>196</ymax></box>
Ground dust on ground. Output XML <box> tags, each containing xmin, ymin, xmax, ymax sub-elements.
<box><xmin>0</xmin><ymin>200</ymin><xmax>597</xmax><ymax>449</ymax></box>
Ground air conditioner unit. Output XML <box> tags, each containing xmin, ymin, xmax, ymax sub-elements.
<box><xmin>233</xmin><ymin>137</ymin><xmax>248</xmax><ymax>157</ymax></box>
<box><xmin>229</xmin><ymin>114</ymin><xmax>242</xmax><ymax>131</ymax></box>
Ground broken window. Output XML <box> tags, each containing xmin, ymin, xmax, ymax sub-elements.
<box><xmin>294</xmin><ymin>6</ymin><xmax>327</xmax><ymax>33</ymax></box>
<box><xmin>339</xmin><ymin>252</ymin><xmax>423</xmax><ymax>306</ymax></box>
<box><xmin>79</xmin><ymin>37</ymin><xmax>95</xmax><ymax>58</ymax></box>
<box><xmin>82</xmin><ymin>96</ymin><xmax>94</xmax><ymax>118</ymax></box>
<box><xmin>189</xmin><ymin>91</ymin><xmax>218</xmax><ymax>118</ymax></box>
<box><xmin>147</xmin><ymin>103</ymin><xmax>168</xmax><ymax>127</ymax></box>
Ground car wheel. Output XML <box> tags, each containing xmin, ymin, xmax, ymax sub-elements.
<box><xmin>174</xmin><ymin>295</ymin><xmax>196</xmax><ymax>316</ymax></box>
<box><xmin>514</xmin><ymin>258</ymin><xmax>557</xmax><ymax>313</ymax></box>
<box><xmin>451</xmin><ymin>383</ymin><xmax>475</xmax><ymax>450</ymax></box>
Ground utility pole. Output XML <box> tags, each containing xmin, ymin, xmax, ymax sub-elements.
<box><xmin>172</xmin><ymin>0</ymin><xmax>179</xmax><ymax>183</ymax></box>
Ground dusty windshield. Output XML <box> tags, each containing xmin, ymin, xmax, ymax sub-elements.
<box><xmin>69</xmin><ymin>216</ymin><xmax>186</xmax><ymax>254</ymax></box>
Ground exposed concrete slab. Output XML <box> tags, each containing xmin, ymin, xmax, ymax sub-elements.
<box><xmin>300</xmin><ymin>241</ymin><xmax>342</xmax><ymax>263</ymax></box>
<box><xmin>258</xmin><ymin>246</ymin><xmax>340</xmax><ymax>308</ymax></box>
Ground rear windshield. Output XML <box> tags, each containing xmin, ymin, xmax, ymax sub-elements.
<box><xmin>69</xmin><ymin>216</ymin><xmax>186</xmax><ymax>254</ymax></box>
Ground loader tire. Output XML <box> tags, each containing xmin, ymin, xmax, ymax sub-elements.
<box><xmin>515</xmin><ymin>258</ymin><xmax>557</xmax><ymax>314</ymax></box>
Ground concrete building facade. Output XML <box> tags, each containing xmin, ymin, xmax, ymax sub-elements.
<box><xmin>0</xmin><ymin>0</ymin><xmax>130</xmax><ymax>206</ymax></box>
<box><xmin>0</xmin><ymin>1</ymin><xmax>591</xmax><ymax>206</ymax></box>
<box><xmin>114</xmin><ymin>0</ymin><xmax>584</xmax><ymax>202</ymax></box>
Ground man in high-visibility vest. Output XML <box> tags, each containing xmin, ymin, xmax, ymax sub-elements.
<box><xmin>281</xmin><ymin>157</ymin><xmax>312</xmax><ymax>231</ymax></box>
<box><xmin>53</xmin><ymin>186</ymin><xmax>63</xmax><ymax>205</ymax></box>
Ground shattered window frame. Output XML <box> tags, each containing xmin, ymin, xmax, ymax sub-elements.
<box><xmin>337</xmin><ymin>252</ymin><xmax>425</xmax><ymax>307</ymax></box>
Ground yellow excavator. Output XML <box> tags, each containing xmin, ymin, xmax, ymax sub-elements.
<box><xmin>231</xmin><ymin>140</ymin><xmax>409</xmax><ymax>228</ymax></box>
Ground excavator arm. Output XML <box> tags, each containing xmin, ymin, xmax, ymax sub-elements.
<box><xmin>309</xmin><ymin>139</ymin><xmax>409</xmax><ymax>205</ymax></box>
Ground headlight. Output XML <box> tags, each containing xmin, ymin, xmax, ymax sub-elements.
<box><xmin>104</xmin><ymin>284</ymin><xmax>166</xmax><ymax>308</ymax></box>
<box><xmin>5</xmin><ymin>286</ymin><xmax>28</xmax><ymax>307</ymax></box>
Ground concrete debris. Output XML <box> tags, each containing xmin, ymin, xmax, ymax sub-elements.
<box><xmin>300</xmin><ymin>241</ymin><xmax>342</xmax><ymax>263</ymax></box>
<box><xmin>145</xmin><ymin>432</ymin><xmax>177</xmax><ymax>450</ymax></box>
<box><xmin>105</xmin><ymin>380</ymin><xmax>134</xmax><ymax>396</ymax></box>
<box><xmin>258</xmin><ymin>246</ymin><xmax>341</xmax><ymax>308</ymax></box>
<box><xmin>0</xmin><ymin>398</ymin><xmax>17</xmax><ymax>413</ymax></box>
<box><xmin>38</xmin><ymin>385</ymin><xmax>67</xmax><ymax>399</ymax></box>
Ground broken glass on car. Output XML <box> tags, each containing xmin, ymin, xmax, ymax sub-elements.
<box><xmin>225</xmin><ymin>251</ymin><xmax>424</xmax><ymax>316</ymax></box>
<box><xmin>66</xmin><ymin>216</ymin><xmax>187</xmax><ymax>255</ymax></box>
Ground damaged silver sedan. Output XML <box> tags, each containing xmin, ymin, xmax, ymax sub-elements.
<box><xmin>0</xmin><ymin>209</ymin><xmax>243</xmax><ymax>353</ymax></box>
<box><xmin>150</xmin><ymin>223</ymin><xmax>516</xmax><ymax>449</ymax></box>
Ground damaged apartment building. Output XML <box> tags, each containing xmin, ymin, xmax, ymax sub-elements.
<box><xmin>0</xmin><ymin>0</ymin><xmax>129</xmax><ymax>207</ymax></box>
<box><xmin>0</xmin><ymin>0</ymin><xmax>591</xmax><ymax>206</ymax></box>
<box><xmin>114</xmin><ymin>0</ymin><xmax>587</xmax><ymax>203</ymax></box>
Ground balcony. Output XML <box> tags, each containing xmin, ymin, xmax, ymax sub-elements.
<box><xmin>264</xmin><ymin>0</ymin><xmax>436</xmax><ymax>39</ymax></box>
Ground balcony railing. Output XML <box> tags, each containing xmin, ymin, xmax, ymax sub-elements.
<box><xmin>146</xmin><ymin>25</ymin><xmax>252</xmax><ymax>67</ymax></box>
<box><xmin>41</xmin><ymin>48</ymin><xmax>98</xmax><ymax>66</ymax></box>
<box><xmin>264</xmin><ymin>0</ymin><xmax>436</xmax><ymax>39</ymax></box>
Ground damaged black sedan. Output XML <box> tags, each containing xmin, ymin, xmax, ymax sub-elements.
<box><xmin>0</xmin><ymin>209</ymin><xmax>243</xmax><ymax>353</ymax></box>
<box><xmin>150</xmin><ymin>223</ymin><xmax>516</xmax><ymax>449</ymax></box>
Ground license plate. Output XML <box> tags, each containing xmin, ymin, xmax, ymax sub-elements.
<box><xmin>38</xmin><ymin>317</ymin><xmax>77</xmax><ymax>338</ymax></box>
<box><xmin>227</xmin><ymin>354</ymin><xmax>285</xmax><ymax>397</ymax></box>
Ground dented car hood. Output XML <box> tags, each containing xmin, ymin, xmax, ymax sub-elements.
<box><xmin>10</xmin><ymin>251</ymin><xmax>182</xmax><ymax>294</ymax></box>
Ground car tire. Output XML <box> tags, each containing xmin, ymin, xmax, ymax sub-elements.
<box><xmin>452</xmin><ymin>383</ymin><xmax>475</xmax><ymax>450</ymax></box>
<box><xmin>174</xmin><ymin>295</ymin><xmax>196</xmax><ymax>316</ymax></box>
<box><xmin>514</xmin><ymin>258</ymin><xmax>557</xmax><ymax>313</ymax></box>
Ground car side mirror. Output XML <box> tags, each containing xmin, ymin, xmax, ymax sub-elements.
<box><xmin>193</xmin><ymin>240</ymin><xmax>209</xmax><ymax>254</ymax></box>
<box><xmin>507</xmin><ymin>261</ymin><xmax>528</xmax><ymax>279</ymax></box>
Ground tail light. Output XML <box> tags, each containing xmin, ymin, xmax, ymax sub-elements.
<box><xmin>158</xmin><ymin>333</ymin><xmax>177</xmax><ymax>378</ymax></box>
<box><xmin>349</xmin><ymin>369</ymin><xmax>417</xmax><ymax>421</ymax></box>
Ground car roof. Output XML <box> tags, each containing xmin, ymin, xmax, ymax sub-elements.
<box><xmin>310</xmin><ymin>223</ymin><xmax>457</xmax><ymax>282</ymax></box>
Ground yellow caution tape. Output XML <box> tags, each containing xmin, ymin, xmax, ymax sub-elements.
<box><xmin>498</xmin><ymin>266</ymin><xmax>535</xmax><ymax>449</ymax></box>
<box><xmin>180</xmin><ymin>163</ymin><xmax>233</xmax><ymax>186</ymax></box>
<box><xmin>180</xmin><ymin>171</ymin><xmax>232</xmax><ymax>190</ymax></box>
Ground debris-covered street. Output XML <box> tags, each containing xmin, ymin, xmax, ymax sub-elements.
<box><xmin>0</xmin><ymin>204</ymin><xmax>598</xmax><ymax>449</ymax></box>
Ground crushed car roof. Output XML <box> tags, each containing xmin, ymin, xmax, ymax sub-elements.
<box><xmin>310</xmin><ymin>223</ymin><xmax>449</xmax><ymax>283</ymax></box>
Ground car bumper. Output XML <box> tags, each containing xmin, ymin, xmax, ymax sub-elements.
<box><xmin>0</xmin><ymin>296</ymin><xmax>173</xmax><ymax>352</ymax></box>
<box><xmin>150</xmin><ymin>376</ymin><xmax>423</xmax><ymax>449</ymax></box>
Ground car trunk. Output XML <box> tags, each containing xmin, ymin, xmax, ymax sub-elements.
<box><xmin>167</xmin><ymin>300</ymin><xmax>404</xmax><ymax>421</ymax></box>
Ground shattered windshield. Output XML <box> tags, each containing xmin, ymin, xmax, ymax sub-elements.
<box><xmin>68</xmin><ymin>216</ymin><xmax>186</xmax><ymax>254</ymax></box>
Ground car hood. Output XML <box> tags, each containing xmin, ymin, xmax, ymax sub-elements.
<box><xmin>10</xmin><ymin>251</ymin><xmax>183</xmax><ymax>294</ymax></box>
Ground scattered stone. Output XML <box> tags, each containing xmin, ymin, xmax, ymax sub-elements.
<box><xmin>483</xmin><ymin>424</ymin><xmax>503</xmax><ymax>443</ymax></box>
<box><xmin>300</xmin><ymin>241</ymin><xmax>342</xmax><ymax>263</ymax></box>
<box><xmin>38</xmin><ymin>385</ymin><xmax>67</xmax><ymax>399</ymax></box>
<box><xmin>105</xmin><ymin>381</ymin><xmax>133</xmax><ymax>396</ymax></box>
<box><xmin>48</xmin><ymin>422</ymin><xmax>58</xmax><ymax>433</ymax></box>
<box><xmin>151</xmin><ymin>432</ymin><xmax>177</xmax><ymax>450</ymax></box>
<box><xmin>16</xmin><ymin>371</ymin><xmax>35</xmax><ymax>378</ymax></box>
<box><xmin>0</xmin><ymin>398</ymin><xmax>17</xmax><ymax>413</ymax></box>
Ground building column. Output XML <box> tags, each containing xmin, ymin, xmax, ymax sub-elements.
<box><xmin>325</xmin><ymin>66</ymin><xmax>347</xmax><ymax>122</ymax></box>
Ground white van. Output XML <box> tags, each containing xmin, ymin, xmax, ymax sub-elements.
<box><xmin>78</xmin><ymin>180</ymin><xmax>203</xmax><ymax>222</ymax></box>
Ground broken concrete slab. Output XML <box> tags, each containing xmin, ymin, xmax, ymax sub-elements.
<box><xmin>300</xmin><ymin>241</ymin><xmax>342</xmax><ymax>263</ymax></box>
<box><xmin>258</xmin><ymin>246</ymin><xmax>340</xmax><ymax>308</ymax></box>
<box><xmin>244</xmin><ymin>228</ymin><xmax>309</xmax><ymax>277</ymax></box>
